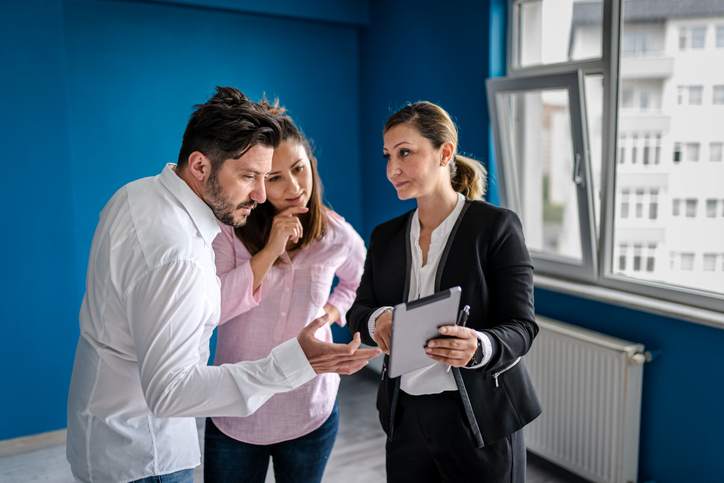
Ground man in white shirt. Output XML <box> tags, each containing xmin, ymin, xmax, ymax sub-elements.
<box><xmin>66</xmin><ymin>87</ymin><xmax>379</xmax><ymax>483</ymax></box>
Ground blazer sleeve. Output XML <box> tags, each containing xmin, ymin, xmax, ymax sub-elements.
<box><xmin>481</xmin><ymin>209</ymin><xmax>539</xmax><ymax>373</ymax></box>
<box><xmin>347</xmin><ymin>227</ymin><xmax>380</xmax><ymax>347</ymax></box>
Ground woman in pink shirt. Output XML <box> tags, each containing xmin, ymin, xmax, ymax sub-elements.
<box><xmin>203</xmin><ymin>101</ymin><xmax>367</xmax><ymax>483</ymax></box>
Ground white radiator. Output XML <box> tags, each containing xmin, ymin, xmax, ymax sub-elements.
<box><xmin>524</xmin><ymin>316</ymin><xmax>646</xmax><ymax>483</ymax></box>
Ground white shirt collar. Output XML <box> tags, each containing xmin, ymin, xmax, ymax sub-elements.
<box><xmin>410</xmin><ymin>192</ymin><xmax>466</xmax><ymax>242</ymax></box>
<box><xmin>158</xmin><ymin>163</ymin><xmax>221</xmax><ymax>246</ymax></box>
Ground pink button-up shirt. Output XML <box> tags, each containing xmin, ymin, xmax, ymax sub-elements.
<box><xmin>211</xmin><ymin>211</ymin><xmax>366</xmax><ymax>444</ymax></box>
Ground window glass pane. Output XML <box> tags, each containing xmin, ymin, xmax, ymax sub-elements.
<box><xmin>515</xmin><ymin>0</ymin><xmax>602</xmax><ymax>68</ymax></box>
<box><xmin>607</xmin><ymin>2</ymin><xmax>724</xmax><ymax>295</ymax></box>
<box><xmin>495</xmin><ymin>88</ymin><xmax>582</xmax><ymax>261</ymax></box>
<box><xmin>710</xmin><ymin>142</ymin><xmax>723</xmax><ymax>162</ymax></box>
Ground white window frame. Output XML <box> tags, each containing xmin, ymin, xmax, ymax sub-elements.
<box><xmin>487</xmin><ymin>71</ymin><xmax>597</xmax><ymax>281</ymax></box>
<box><xmin>491</xmin><ymin>0</ymin><xmax>724</xmax><ymax>314</ymax></box>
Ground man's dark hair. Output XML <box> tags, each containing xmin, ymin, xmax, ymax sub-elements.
<box><xmin>177</xmin><ymin>86</ymin><xmax>281</xmax><ymax>170</ymax></box>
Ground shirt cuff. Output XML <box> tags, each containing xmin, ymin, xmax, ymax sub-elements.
<box><xmin>367</xmin><ymin>306</ymin><xmax>393</xmax><ymax>340</ymax></box>
<box><xmin>464</xmin><ymin>331</ymin><xmax>494</xmax><ymax>369</ymax></box>
<box><xmin>270</xmin><ymin>338</ymin><xmax>317</xmax><ymax>386</ymax></box>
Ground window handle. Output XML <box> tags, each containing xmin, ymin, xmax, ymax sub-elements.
<box><xmin>573</xmin><ymin>152</ymin><xmax>584</xmax><ymax>186</ymax></box>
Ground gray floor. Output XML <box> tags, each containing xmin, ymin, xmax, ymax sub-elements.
<box><xmin>0</xmin><ymin>369</ymin><xmax>587</xmax><ymax>482</ymax></box>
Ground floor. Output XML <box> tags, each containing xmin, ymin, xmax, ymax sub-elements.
<box><xmin>0</xmin><ymin>369</ymin><xmax>588</xmax><ymax>482</ymax></box>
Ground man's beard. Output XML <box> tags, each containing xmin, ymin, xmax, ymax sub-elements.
<box><xmin>205</xmin><ymin>171</ymin><xmax>257</xmax><ymax>228</ymax></box>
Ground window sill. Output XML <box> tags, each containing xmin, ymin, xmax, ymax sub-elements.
<box><xmin>535</xmin><ymin>274</ymin><xmax>724</xmax><ymax>330</ymax></box>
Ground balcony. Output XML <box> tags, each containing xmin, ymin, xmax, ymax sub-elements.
<box><xmin>620</xmin><ymin>54</ymin><xmax>674</xmax><ymax>79</ymax></box>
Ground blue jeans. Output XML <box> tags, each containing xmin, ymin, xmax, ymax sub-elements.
<box><xmin>203</xmin><ymin>402</ymin><xmax>339</xmax><ymax>483</ymax></box>
<box><xmin>130</xmin><ymin>468</ymin><xmax>194</xmax><ymax>483</ymax></box>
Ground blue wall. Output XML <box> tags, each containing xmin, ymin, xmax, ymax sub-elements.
<box><xmin>358</xmin><ymin>0</ymin><xmax>492</xmax><ymax>238</ymax></box>
<box><xmin>1</xmin><ymin>0</ymin><xmax>363</xmax><ymax>440</ymax></box>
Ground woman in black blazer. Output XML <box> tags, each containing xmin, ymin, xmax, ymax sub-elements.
<box><xmin>348</xmin><ymin>101</ymin><xmax>541</xmax><ymax>483</ymax></box>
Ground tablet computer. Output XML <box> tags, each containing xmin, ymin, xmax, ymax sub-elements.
<box><xmin>388</xmin><ymin>286</ymin><xmax>462</xmax><ymax>378</ymax></box>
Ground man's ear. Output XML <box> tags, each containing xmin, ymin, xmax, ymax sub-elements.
<box><xmin>186</xmin><ymin>151</ymin><xmax>212</xmax><ymax>182</ymax></box>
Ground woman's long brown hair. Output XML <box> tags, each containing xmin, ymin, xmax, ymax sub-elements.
<box><xmin>235</xmin><ymin>99</ymin><xmax>327</xmax><ymax>258</ymax></box>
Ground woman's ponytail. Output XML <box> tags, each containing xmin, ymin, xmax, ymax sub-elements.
<box><xmin>451</xmin><ymin>154</ymin><xmax>487</xmax><ymax>200</ymax></box>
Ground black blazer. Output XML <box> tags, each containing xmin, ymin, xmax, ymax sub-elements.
<box><xmin>348</xmin><ymin>200</ymin><xmax>542</xmax><ymax>447</ymax></box>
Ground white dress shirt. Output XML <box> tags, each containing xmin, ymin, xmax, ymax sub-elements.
<box><xmin>368</xmin><ymin>193</ymin><xmax>493</xmax><ymax>395</ymax></box>
<box><xmin>66</xmin><ymin>164</ymin><xmax>316</xmax><ymax>482</ymax></box>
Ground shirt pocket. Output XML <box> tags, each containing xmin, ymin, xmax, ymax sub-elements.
<box><xmin>309</xmin><ymin>265</ymin><xmax>334</xmax><ymax>308</ymax></box>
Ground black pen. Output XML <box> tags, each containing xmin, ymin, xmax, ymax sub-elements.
<box><xmin>446</xmin><ymin>305</ymin><xmax>470</xmax><ymax>373</ymax></box>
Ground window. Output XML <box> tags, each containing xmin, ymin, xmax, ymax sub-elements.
<box><xmin>634</xmin><ymin>189</ymin><xmax>644</xmax><ymax>218</ymax></box>
<box><xmin>706</xmin><ymin>199</ymin><xmax>718</xmax><ymax>218</ymax></box>
<box><xmin>654</xmin><ymin>134</ymin><xmax>661</xmax><ymax>164</ymax></box>
<box><xmin>681</xmin><ymin>253</ymin><xmax>695</xmax><ymax>271</ymax></box>
<box><xmin>711</xmin><ymin>142</ymin><xmax>723</xmax><ymax>162</ymax></box>
<box><xmin>633</xmin><ymin>244</ymin><xmax>642</xmax><ymax>271</ymax></box>
<box><xmin>620</xmin><ymin>189</ymin><xmax>630</xmax><ymax>218</ymax></box>
<box><xmin>691</xmin><ymin>27</ymin><xmax>706</xmax><ymax>49</ymax></box>
<box><xmin>685</xmin><ymin>198</ymin><xmax>698</xmax><ymax>218</ymax></box>
<box><xmin>649</xmin><ymin>189</ymin><xmax>658</xmax><ymax>219</ymax></box>
<box><xmin>513</xmin><ymin>0</ymin><xmax>603</xmax><ymax>68</ymax></box>
<box><xmin>714</xmin><ymin>86</ymin><xmax>724</xmax><ymax>105</ymax></box>
<box><xmin>646</xmin><ymin>243</ymin><xmax>656</xmax><ymax>272</ymax></box>
<box><xmin>686</xmin><ymin>143</ymin><xmax>700</xmax><ymax>162</ymax></box>
<box><xmin>493</xmin><ymin>0</ymin><xmax>724</xmax><ymax>312</ymax></box>
<box><xmin>704</xmin><ymin>254</ymin><xmax>717</xmax><ymax>272</ymax></box>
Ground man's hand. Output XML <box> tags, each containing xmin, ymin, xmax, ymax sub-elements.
<box><xmin>371</xmin><ymin>309</ymin><xmax>392</xmax><ymax>354</ymax></box>
<box><xmin>424</xmin><ymin>325</ymin><xmax>479</xmax><ymax>367</ymax></box>
<box><xmin>298</xmin><ymin>315</ymin><xmax>382</xmax><ymax>375</ymax></box>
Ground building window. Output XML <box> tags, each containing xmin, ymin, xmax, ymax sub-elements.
<box><xmin>691</xmin><ymin>26</ymin><xmax>707</xmax><ymax>48</ymax></box>
<box><xmin>621</xmin><ymin>189</ymin><xmax>630</xmax><ymax>218</ymax></box>
<box><xmin>631</xmin><ymin>135</ymin><xmax>638</xmax><ymax>164</ymax></box>
<box><xmin>649</xmin><ymin>189</ymin><xmax>659</xmax><ymax>219</ymax></box>
<box><xmin>711</xmin><ymin>142</ymin><xmax>723</xmax><ymax>162</ymax></box>
<box><xmin>618</xmin><ymin>244</ymin><xmax>627</xmax><ymax>271</ymax></box>
<box><xmin>654</xmin><ymin>134</ymin><xmax>661</xmax><ymax>164</ymax></box>
<box><xmin>618</xmin><ymin>135</ymin><xmax>626</xmax><ymax>164</ymax></box>
<box><xmin>681</xmin><ymin>253</ymin><xmax>695</xmax><ymax>271</ymax></box>
<box><xmin>635</xmin><ymin>189</ymin><xmax>644</xmax><ymax>218</ymax></box>
<box><xmin>706</xmin><ymin>199</ymin><xmax>718</xmax><ymax>218</ymax></box>
<box><xmin>714</xmin><ymin>86</ymin><xmax>724</xmax><ymax>105</ymax></box>
<box><xmin>685</xmin><ymin>198</ymin><xmax>698</xmax><ymax>217</ymax></box>
<box><xmin>642</xmin><ymin>135</ymin><xmax>650</xmax><ymax>164</ymax></box>
<box><xmin>633</xmin><ymin>244</ymin><xmax>642</xmax><ymax>271</ymax></box>
<box><xmin>673</xmin><ymin>142</ymin><xmax>682</xmax><ymax>163</ymax></box>
<box><xmin>646</xmin><ymin>243</ymin><xmax>656</xmax><ymax>272</ymax></box>
<box><xmin>686</xmin><ymin>143</ymin><xmax>700</xmax><ymax>162</ymax></box>
<box><xmin>703</xmin><ymin>254</ymin><xmax>717</xmax><ymax>272</ymax></box>
<box><xmin>717</xmin><ymin>26</ymin><xmax>724</xmax><ymax>48</ymax></box>
<box><xmin>689</xmin><ymin>86</ymin><xmax>703</xmax><ymax>105</ymax></box>
<box><xmin>673</xmin><ymin>198</ymin><xmax>681</xmax><ymax>216</ymax></box>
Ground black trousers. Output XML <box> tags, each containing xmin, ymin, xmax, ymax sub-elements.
<box><xmin>386</xmin><ymin>391</ymin><xmax>525</xmax><ymax>483</ymax></box>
